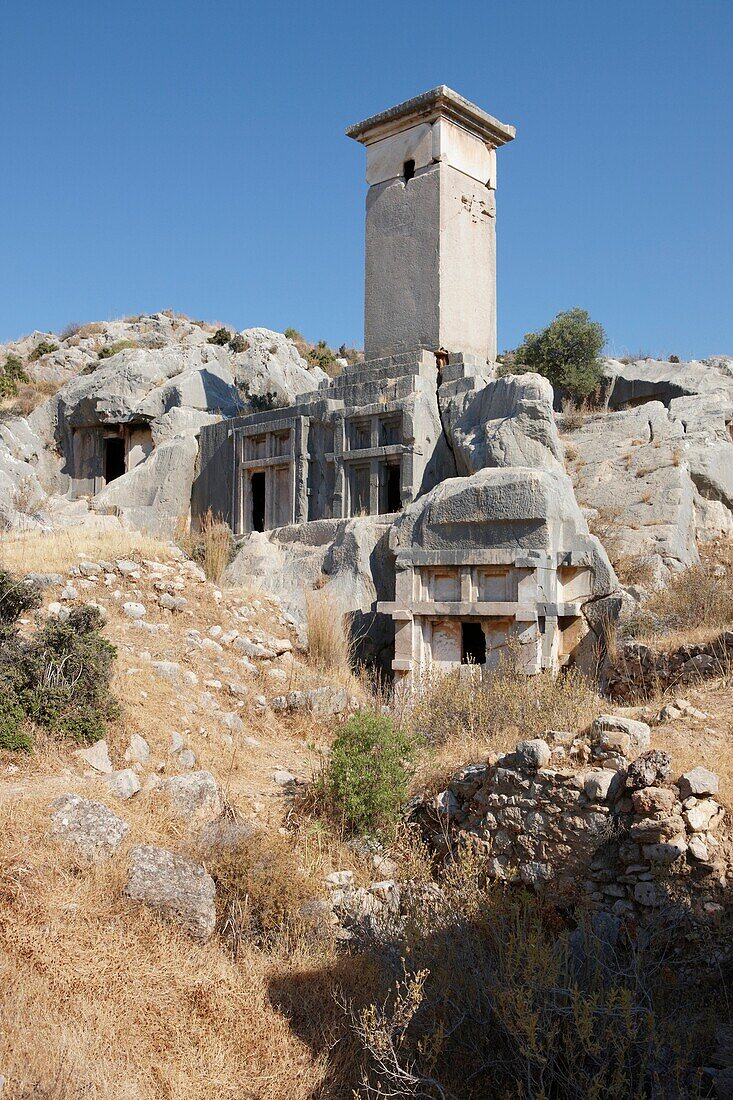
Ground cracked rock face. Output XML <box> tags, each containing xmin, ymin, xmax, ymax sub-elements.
<box><xmin>443</xmin><ymin>372</ymin><xmax>565</xmax><ymax>476</ymax></box>
<box><xmin>565</xmin><ymin>357</ymin><xmax>733</xmax><ymax>574</ymax></box>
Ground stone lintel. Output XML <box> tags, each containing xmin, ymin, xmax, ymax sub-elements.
<box><xmin>379</xmin><ymin>600</ymin><xmax>523</xmax><ymax>618</ymax></box>
<box><xmin>346</xmin><ymin>86</ymin><xmax>515</xmax><ymax>149</ymax></box>
<box><xmin>397</xmin><ymin>550</ymin><xmax>540</xmax><ymax>567</ymax></box>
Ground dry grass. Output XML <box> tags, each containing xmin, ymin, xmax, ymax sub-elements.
<box><xmin>0</xmin><ymin>791</ymin><xmax>340</xmax><ymax>1100</ymax></box>
<box><xmin>624</xmin><ymin>539</ymin><xmax>733</xmax><ymax>649</ymax></box>
<box><xmin>0</xmin><ymin>378</ymin><xmax>63</xmax><ymax>418</ymax></box>
<box><xmin>614</xmin><ymin>550</ymin><xmax>657</xmax><ymax>588</ymax></box>
<box><xmin>559</xmin><ymin>398</ymin><xmax>588</xmax><ymax>432</ymax></box>
<box><xmin>305</xmin><ymin>587</ymin><xmax>354</xmax><ymax>674</ymax></box>
<box><xmin>407</xmin><ymin>649</ymin><xmax>602</xmax><ymax>786</ymax></box>
<box><xmin>174</xmin><ymin>511</ymin><xmax>233</xmax><ymax>585</ymax></box>
<box><xmin>0</xmin><ymin>525</ymin><xmax>169</xmax><ymax>576</ymax></box>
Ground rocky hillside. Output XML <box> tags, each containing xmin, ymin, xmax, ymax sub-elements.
<box><xmin>0</xmin><ymin>522</ymin><xmax>732</xmax><ymax>1097</ymax></box>
<box><xmin>0</xmin><ymin>313</ymin><xmax>329</xmax><ymax>534</ymax></box>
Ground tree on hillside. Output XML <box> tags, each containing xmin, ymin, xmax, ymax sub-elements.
<box><xmin>509</xmin><ymin>308</ymin><xmax>606</xmax><ymax>402</ymax></box>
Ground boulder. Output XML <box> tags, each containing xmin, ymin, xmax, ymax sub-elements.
<box><xmin>515</xmin><ymin>739</ymin><xmax>552</xmax><ymax>772</ymax></box>
<box><xmin>162</xmin><ymin>771</ymin><xmax>224</xmax><ymax>824</ymax></box>
<box><xmin>50</xmin><ymin>794</ymin><xmax>129</xmax><ymax>861</ymax></box>
<box><xmin>592</xmin><ymin>716</ymin><xmax>651</xmax><ymax>756</ymax></box>
<box><xmin>625</xmin><ymin>749</ymin><xmax>672</xmax><ymax>790</ymax></box>
<box><xmin>444</xmin><ymin>373</ymin><xmax>564</xmax><ymax>475</ymax></box>
<box><xmin>104</xmin><ymin>769</ymin><xmax>142</xmax><ymax>800</ymax></box>
<box><xmin>123</xmin><ymin>844</ymin><xmax>216</xmax><ymax>941</ymax></box>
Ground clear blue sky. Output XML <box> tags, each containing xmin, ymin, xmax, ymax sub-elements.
<box><xmin>1</xmin><ymin>0</ymin><xmax>731</xmax><ymax>359</ymax></box>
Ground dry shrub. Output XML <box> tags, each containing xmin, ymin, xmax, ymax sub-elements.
<box><xmin>625</xmin><ymin>540</ymin><xmax>733</xmax><ymax>645</ymax></box>
<box><xmin>204</xmin><ymin>828</ymin><xmax>327</xmax><ymax>955</ymax></box>
<box><xmin>2</xmin><ymin>378</ymin><xmax>63</xmax><ymax>418</ymax></box>
<box><xmin>175</xmin><ymin>510</ymin><xmax>233</xmax><ymax>584</ymax></box>
<box><xmin>560</xmin><ymin>397</ymin><xmax>587</xmax><ymax>432</ymax></box>
<box><xmin>11</xmin><ymin>477</ymin><xmax>45</xmax><ymax>516</ymax></box>
<box><xmin>351</xmin><ymin>860</ymin><xmax>708</xmax><ymax>1099</ymax></box>
<box><xmin>409</xmin><ymin>644</ymin><xmax>600</xmax><ymax>757</ymax></box>
<box><xmin>614</xmin><ymin>550</ymin><xmax>657</xmax><ymax>587</ymax></box>
<box><xmin>306</xmin><ymin>587</ymin><xmax>354</xmax><ymax>673</ymax></box>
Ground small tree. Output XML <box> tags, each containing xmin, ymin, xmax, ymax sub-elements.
<box><xmin>208</xmin><ymin>327</ymin><xmax>232</xmax><ymax>346</ymax></box>
<box><xmin>323</xmin><ymin>712</ymin><xmax>420</xmax><ymax>836</ymax></box>
<box><xmin>513</xmin><ymin>308</ymin><xmax>605</xmax><ymax>402</ymax></box>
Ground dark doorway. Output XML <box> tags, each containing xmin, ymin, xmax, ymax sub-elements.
<box><xmin>251</xmin><ymin>472</ymin><xmax>266</xmax><ymax>532</ymax></box>
<box><xmin>386</xmin><ymin>464</ymin><xmax>401</xmax><ymax>512</ymax></box>
<box><xmin>461</xmin><ymin>622</ymin><xmax>486</xmax><ymax>665</ymax></box>
<box><xmin>104</xmin><ymin>437</ymin><xmax>126</xmax><ymax>484</ymax></box>
<box><xmin>403</xmin><ymin>158</ymin><xmax>416</xmax><ymax>182</ymax></box>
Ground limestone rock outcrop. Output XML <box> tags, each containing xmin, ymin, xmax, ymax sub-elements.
<box><xmin>565</xmin><ymin>356</ymin><xmax>733</xmax><ymax>575</ymax></box>
<box><xmin>0</xmin><ymin>314</ymin><xmax>327</xmax><ymax>535</ymax></box>
<box><xmin>443</xmin><ymin>372</ymin><xmax>565</xmax><ymax>476</ymax></box>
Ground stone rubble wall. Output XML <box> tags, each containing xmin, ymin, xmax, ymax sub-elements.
<box><xmin>607</xmin><ymin>633</ymin><xmax>733</xmax><ymax>701</ymax></box>
<box><xmin>419</xmin><ymin>715</ymin><xmax>728</xmax><ymax>922</ymax></box>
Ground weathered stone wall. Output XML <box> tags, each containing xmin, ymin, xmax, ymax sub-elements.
<box><xmin>607</xmin><ymin>633</ymin><xmax>733</xmax><ymax>701</ymax></box>
<box><xmin>418</xmin><ymin>715</ymin><xmax>727</xmax><ymax>923</ymax></box>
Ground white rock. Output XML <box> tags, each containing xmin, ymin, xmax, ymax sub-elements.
<box><xmin>105</xmin><ymin>768</ymin><xmax>142</xmax><ymax>800</ymax></box>
<box><xmin>152</xmin><ymin>660</ymin><xmax>180</xmax><ymax>681</ymax></box>
<box><xmin>124</xmin><ymin>733</ymin><xmax>150</xmax><ymax>764</ymax></box>
<box><xmin>122</xmin><ymin>602</ymin><xmax>147</xmax><ymax>620</ymax></box>
<box><xmin>75</xmin><ymin>739</ymin><xmax>113</xmax><ymax>774</ymax></box>
<box><xmin>273</xmin><ymin>769</ymin><xmax>296</xmax><ymax>785</ymax></box>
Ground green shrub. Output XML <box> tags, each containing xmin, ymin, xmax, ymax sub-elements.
<box><xmin>0</xmin><ymin>354</ymin><xmax>30</xmax><ymax>399</ymax></box>
<box><xmin>283</xmin><ymin>327</ymin><xmax>302</xmax><ymax>341</ymax></box>
<box><xmin>0</xmin><ymin>682</ymin><xmax>31</xmax><ymax>752</ymax></box>
<box><xmin>207</xmin><ymin>327</ymin><xmax>232</xmax><ymax>346</ymax></box>
<box><xmin>512</xmin><ymin>308</ymin><xmax>606</xmax><ymax>402</ymax></box>
<box><xmin>322</xmin><ymin>712</ymin><xmax>420</xmax><ymax>836</ymax></box>
<box><xmin>0</xmin><ymin>574</ymin><xmax>118</xmax><ymax>750</ymax></box>
<box><xmin>97</xmin><ymin>339</ymin><xmax>138</xmax><ymax>360</ymax></box>
<box><xmin>307</xmin><ymin>339</ymin><xmax>337</xmax><ymax>374</ymax></box>
<box><xmin>28</xmin><ymin>341</ymin><xmax>59</xmax><ymax>362</ymax></box>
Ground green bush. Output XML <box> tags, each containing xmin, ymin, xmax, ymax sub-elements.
<box><xmin>208</xmin><ymin>327</ymin><xmax>232</xmax><ymax>346</ymax></box>
<box><xmin>28</xmin><ymin>341</ymin><xmax>59</xmax><ymax>362</ymax></box>
<box><xmin>323</xmin><ymin>712</ymin><xmax>420</xmax><ymax>836</ymax></box>
<box><xmin>0</xmin><ymin>682</ymin><xmax>31</xmax><ymax>752</ymax></box>
<box><xmin>0</xmin><ymin>354</ymin><xmax>30</xmax><ymax>399</ymax></box>
<box><xmin>513</xmin><ymin>308</ymin><xmax>606</xmax><ymax>402</ymax></box>
<box><xmin>98</xmin><ymin>339</ymin><xmax>138</xmax><ymax>360</ymax></box>
<box><xmin>307</xmin><ymin>339</ymin><xmax>337</xmax><ymax>374</ymax></box>
<box><xmin>0</xmin><ymin>574</ymin><xmax>118</xmax><ymax>750</ymax></box>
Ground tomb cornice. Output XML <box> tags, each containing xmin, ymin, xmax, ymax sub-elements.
<box><xmin>346</xmin><ymin>85</ymin><xmax>515</xmax><ymax>149</ymax></box>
